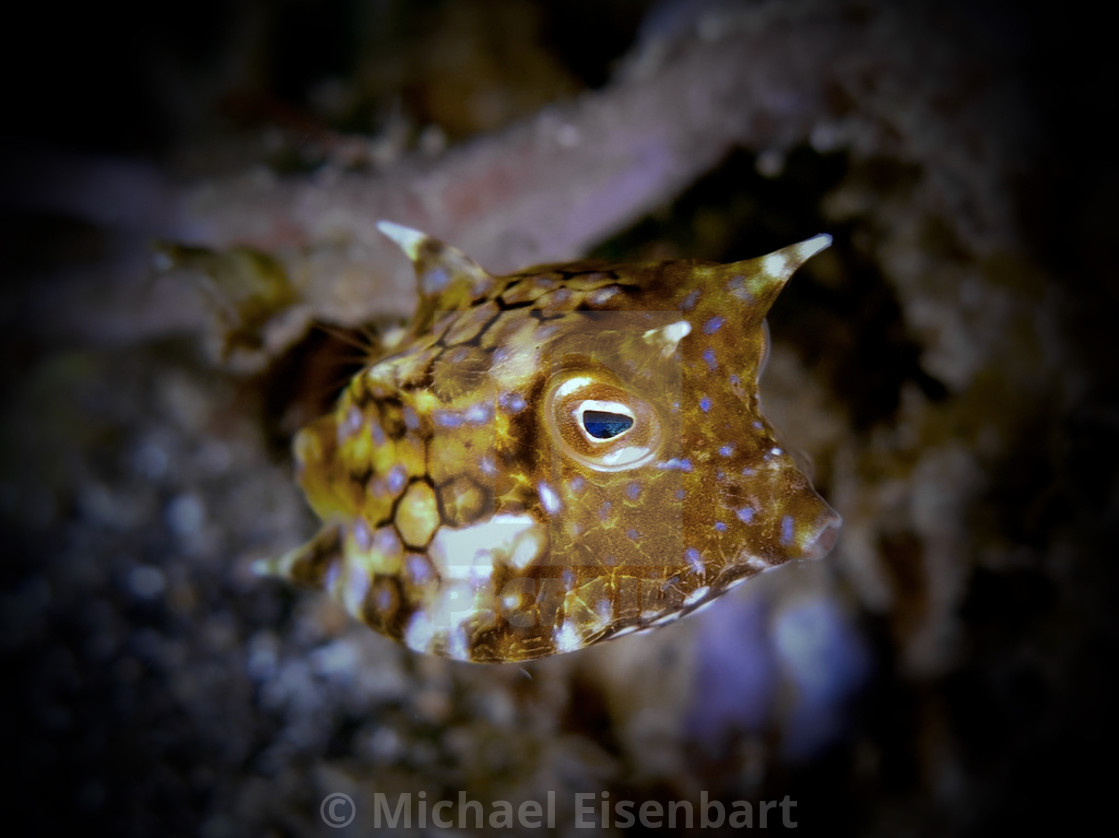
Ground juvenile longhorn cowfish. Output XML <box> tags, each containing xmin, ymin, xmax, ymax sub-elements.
<box><xmin>259</xmin><ymin>222</ymin><xmax>841</xmax><ymax>663</ymax></box>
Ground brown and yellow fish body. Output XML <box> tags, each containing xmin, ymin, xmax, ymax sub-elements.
<box><xmin>261</xmin><ymin>222</ymin><xmax>841</xmax><ymax>662</ymax></box>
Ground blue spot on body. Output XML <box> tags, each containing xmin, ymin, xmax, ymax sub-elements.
<box><xmin>499</xmin><ymin>392</ymin><xmax>526</xmax><ymax>412</ymax></box>
<box><xmin>686</xmin><ymin>547</ymin><xmax>704</xmax><ymax>571</ymax></box>
<box><xmin>423</xmin><ymin>266</ymin><xmax>452</xmax><ymax>293</ymax></box>
<box><xmin>719</xmin><ymin>444</ymin><xmax>735</xmax><ymax>457</ymax></box>
<box><xmin>464</xmin><ymin>403</ymin><xmax>493</xmax><ymax>424</ymax></box>
<box><xmin>374</xmin><ymin>586</ymin><xmax>395</xmax><ymax>611</ymax></box>
<box><xmin>370</xmin><ymin>420</ymin><xmax>386</xmax><ymax>446</ymax></box>
<box><xmin>728</xmin><ymin>275</ymin><xmax>756</xmax><ymax>302</ymax></box>
<box><xmin>407</xmin><ymin>555</ymin><xmax>433</xmax><ymax>585</ymax></box>
<box><xmin>736</xmin><ymin>506</ymin><xmax>756</xmax><ymax>523</ymax></box>
<box><xmin>590</xmin><ymin>286</ymin><xmax>619</xmax><ymax>304</ymax></box>
<box><xmin>703</xmin><ymin>315</ymin><xmax>725</xmax><ymax>335</ymax></box>
<box><xmin>682</xmin><ymin>289</ymin><xmax>701</xmax><ymax>311</ymax></box>
<box><xmin>435</xmin><ymin>410</ymin><xmax>463</xmax><ymax>428</ymax></box>
<box><xmin>387</xmin><ymin>466</ymin><xmax>408</xmax><ymax>494</ymax></box>
<box><xmin>699</xmin><ymin>395</ymin><xmax>712</xmax><ymax>413</ymax></box>
<box><xmin>781</xmin><ymin>514</ymin><xmax>795</xmax><ymax>545</ymax></box>
<box><xmin>627</xmin><ymin>528</ymin><xmax>641</xmax><ymax>540</ymax></box>
<box><xmin>714</xmin><ymin>521</ymin><xmax>728</xmax><ymax>532</ymax></box>
<box><xmin>625</xmin><ymin>482</ymin><xmax>641</xmax><ymax>501</ymax></box>
<box><xmin>374</xmin><ymin>528</ymin><xmax>398</xmax><ymax>553</ymax></box>
<box><xmin>703</xmin><ymin>348</ymin><xmax>717</xmax><ymax>370</ymax></box>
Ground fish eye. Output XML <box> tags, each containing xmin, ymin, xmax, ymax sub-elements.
<box><xmin>578</xmin><ymin>402</ymin><xmax>635</xmax><ymax>440</ymax></box>
<box><xmin>546</xmin><ymin>374</ymin><xmax>662</xmax><ymax>472</ymax></box>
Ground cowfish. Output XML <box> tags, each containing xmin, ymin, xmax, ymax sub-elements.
<box><xmin>259</xmin><ymin>222</ymin><xmax>841</xmax><ymax>662</ymax></box>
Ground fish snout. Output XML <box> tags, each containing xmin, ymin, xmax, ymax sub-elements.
<box><xmin>802</xmin><ymin>505</ymin><xmax>842</xmax><ymax>559</ymax></box>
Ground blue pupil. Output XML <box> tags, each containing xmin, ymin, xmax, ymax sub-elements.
<box><xmin>583</xmin><ymin>411</ymin><xmax>633</xmax><ymax>440</ymax></box>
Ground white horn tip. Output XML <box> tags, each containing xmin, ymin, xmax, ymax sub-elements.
<box><xmin>761</xmin><ymin>233</ymin><xmax>832</xmax><ymax>279</ymax></box>
<box><xmin>793</xmin><ymin>233</ymin><xmax>833</xmax><ymax>263</ymax></box>
<box><xmin>377</xmin><ymin>220</ymin><xmax>427</xmax><ymax>260</ymax></box>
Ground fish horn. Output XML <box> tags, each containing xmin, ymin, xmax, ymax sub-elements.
<box><xmin>377</xmin><ymin>221</ymin><xmax>495</xmax><ymax>313</ymax></box>
<box><xmin>717</xmin><ymin>233</ymin><xmax>832</xmax><ymax>320</ymax></box>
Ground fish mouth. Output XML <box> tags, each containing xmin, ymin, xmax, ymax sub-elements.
<box><xmin>802</xmin><ymin>506</ymin><xmax>842</xmax><ymax>559</ymax></box>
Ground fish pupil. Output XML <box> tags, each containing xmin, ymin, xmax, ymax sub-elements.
<box><xmin>583</xmin><ymin>411</ymin><xmax>634</xmax><ymax>439</ymax></box>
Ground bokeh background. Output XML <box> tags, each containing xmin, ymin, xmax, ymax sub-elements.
<box><xmin>2</xmin><ymin>0</ymin><xmax>1116</xmax><ymax>835</ymax></box>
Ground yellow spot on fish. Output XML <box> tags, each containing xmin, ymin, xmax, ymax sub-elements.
<box><xmin>394</xmin><ymin>481</ymin><xmax>438</xmax><ymax>548</ymax></box>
